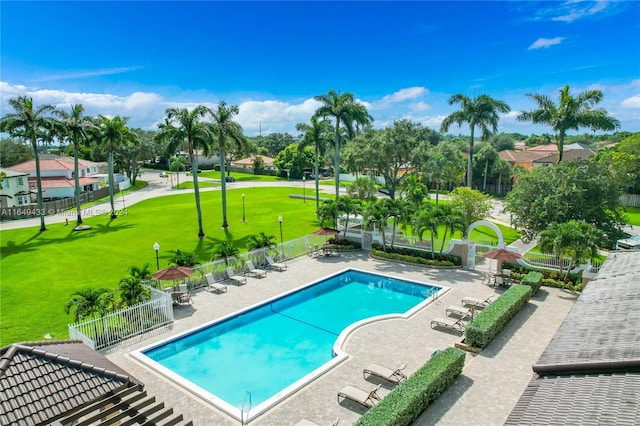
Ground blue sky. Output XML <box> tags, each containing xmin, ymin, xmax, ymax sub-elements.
<box><xmin>1</xmin><ymin>1</ymin><xmax>639</xmax><ymax>137</ymax></box>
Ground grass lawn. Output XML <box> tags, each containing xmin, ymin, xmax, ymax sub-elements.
<box><xmin>196</xmin><ymin>171</ymin><xmax>285</xmax><ymax>182</ymax></box>
<box><xmin>0</xmin><ymin>185</ymin><xmax>520</xmax><ymax>345</ymax></box>
<box><xmin>623</xmin><ymin>206</ymin><xmax>640</xmax><ymax>226</ymax></box>
<box><xmin>174</xmin><ymin>181</ymin><xmax>220</xmax><ymax>190</ymax></box>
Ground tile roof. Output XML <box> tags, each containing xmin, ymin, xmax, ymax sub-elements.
<box><xmin>0</xmin><ymin>340</ymin><xmax>192</xmax><ymax>425</ymax></box>
<box><xmin>0</xmin><ymin>168</ymin><xmax>29</xmax><ymax>178</ymax></box>
<box><xmin>505</xmin><ymin>251</ymin><xmax>640</xmax><ymax>425</ymax></box>
<box><xmin>29</xmin><ymin>176</ymin><xmax>100</xmax><ymax>188</ymax></box>
<box><xmin>8</xmin><ymin>157</ymin><xmax>99</xmax><ymax>173</ymax></box>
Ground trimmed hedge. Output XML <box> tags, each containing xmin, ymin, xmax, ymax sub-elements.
<box><xmin>520</xmin><ymin>271</ymin><xmax>543</xmax><ymax>295</ymax></box>
<box><xmin>373</xmin><ymin>246</ymin><xmax>462</xmax><ymax>265</ymax></box>
<box><xmin>354</xmin><ymin>347</ymin><xmax>466</xmax><ymax>426</ymax></box>
<box><xmin>464</xmin><ymin>284</ymin><xmax>533</xmax><ymax>349</ymax></box>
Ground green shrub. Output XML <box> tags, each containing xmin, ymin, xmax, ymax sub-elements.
<box><xmin>520</xmin><ymin>271</ymin><xmax>543</xmax><ymax>295</ymax></box>
<box><xmin>465</xmin><ymin>284</ymin><xmax>532</xmax><ymax>348</ymax></box>
<box><xmin>354</xmin><ymin>347</ymin><xmax>465</xmax><ymax>426</ymax></box>
<box><xmin>372</xmin><ymin>246</ymin><xmax>461</xmax><ymax>267</ymax></box>
<box><xmin>502</xmin><ymin>262</ymin><xmax>582</xmax><ymax>291</ymax></box>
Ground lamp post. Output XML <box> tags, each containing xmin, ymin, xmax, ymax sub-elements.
<box><xmin>278</xmin><ymin>215</ymin><xmax>283</xmax><ymax>259</ymax></box>
<box><xmin>153</xmin><ymin>242</ymin><xmax>160</xmax><ymax>270</ymax></box>
<box><xmin>303</xmin><ymin>176</ymin><xmax>306</xmax><ymax>203</ymax></box>
<box><xmin>242</xmin><ymin>193</ymin><xmax>246</xmax><ymax>222</ymax></box>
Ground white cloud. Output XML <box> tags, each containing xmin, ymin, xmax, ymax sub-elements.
<box><xmin>621</xmin><ymin>94</ymin><xmax>640</xmax><ymax>109</ymax></box>
<box><xmin>31</xmin><ymin>66</ymin><xmax>142</xmax><ymax>82</ymax></box>
<box><xmin>410</xmin><ymin>102</ymin><xmax>432</xmax><ymax>112</ymax></box>
<box><xmin>369</xmin><ymin>87</ymin><xmax>428</xmax><ymax>110</ymax></box>
<box><xmin>528</xmin><ymin>37</ymin><xmax>564</xmax><ymax>50</ymax></box>
<box><xmin>552</xmin><ymin>0</ymin><xmax>609</xmax><ymax>23</ymax></box>
<box><xmin>236</xmin><ymin>98</ymin><xmax>322</xmax><ymax>135</ymax></box>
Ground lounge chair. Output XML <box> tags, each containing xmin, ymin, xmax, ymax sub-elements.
<box><xmin>363</xmin><ymin>363</ymin><xmax>407</xmax><ymax>385</ymax></box>
<box><xmin>266</xmin><ymin>255</ymin><xmax>287</xmax><ymax>271</ymax></box>
<box><xmin>246</xmin><ymin>261</ymin><xmax>267</xmax><ymax>278</ymax></box>
<box><xmin>337</xmin><ymin>384</ymin><xmax>381</xmax><ymax>409</ymax></box>
<box><xmin>205</xmin><ymin>273</ymin><xmax>227</xmax><ymax>294</ymax></box>
<box><xmin>461</xmin><ymin>294</ymin><xmax>495</xmax><ymax>308</ymax></box>
<box><xmin>445</xmin><ymin>305</ymin><xmax>472</xmax><ymax>319</ymax></box>
<box><xmin>225</xmin><ymin>267</ymin><xmax>247</xmax><ymax>286</ymax></box>
<box><xmin>430</xmin><ymin>317</ymin><xmax>465</xmax><ymax>335</ymax></box>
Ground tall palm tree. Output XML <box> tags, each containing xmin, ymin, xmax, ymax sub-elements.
<box><xmin>475</xmin><ymin>143</ymin><xmax>498</xmax><ymax>192</ymax></box>
<box><xmin>0</xmin><ymin>96</ymin><xmax>56</xmax><ymax>231</ymax></box>
<box><xmin>157</xmin><ymin>106</ymin><xmax>212</xmax><ymax>238</ymax></box>
<box><xmin>96</xmin><ymin>115</ymin><xmax>137</xmax><ymax>219</ymax></box>
<box><xmin>424</xmin><ymin>142</ymin><xmax>465</xmax><ymax>204</ymax></box>
<box><xmin>208</xmin><ymin>101</ymin><xmax>248</xmax><ymax>229</ymax></box>
<box><xmin>336</xmin><ymin>195</ymin><xmax>361</xmax><ymax>240</ymax></box>
<box><xmin>211</xmin><ymin>241</ymin><xmax>240</xmax><ymax>266</ymax></box>
<box><xmin>363</xmin><ymin>200</ymin><xmax>390</xmax><ymax>250</ymax></box>
<box><xmin>539</xmin><ymin>220</ymin><xmax>600</xmax><ymax>278</ymax></box>
<box><xmin>440</xmin><ymin>93</ymin><xmax>511</xmax><ymax>187</ymax></box>
<box><xmin>517</xmin><ymin>84</ymin><xmax>620</xmax><ymax>162</ymax></box>
<box><xmin>55</xmin><ymin>104</ymin><xmax>94</xmax><ymax>225</ymax></box>
<box><xmin>314</xmin><ymin>90</ymin><xmax>373</xmax><ymax>198</ymax></box>
<box><xmin>296</xmin><ymin>115</ymin><xmax>332</xmax><ymax>211</ymax></box>
<box><xmin>170</xmin><ymin>155</ymin><xmax>187</xmax><ymax>188</ymax></box>
<box><xmin>119</xmin><ymin>276</ymin><xmax>150</xmax><ymax>306</ymax></box>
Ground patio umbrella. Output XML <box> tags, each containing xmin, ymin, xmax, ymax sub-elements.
<box><xmin>313</xmin><ymin>227</ymin><xmax>340</xmax><ymax>243</ymax></box>
<box><xmin>152</xmin><ymin>266</ymin><xmax>194</xmax><ymax>281</ymax></box>
<box><xmin>483</xmin><ymin>248</ymin><xmax>522</xmax><ymax>272</ymax></box>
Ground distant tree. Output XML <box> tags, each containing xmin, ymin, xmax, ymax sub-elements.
<box><xmin>517</xmin><ymin>84</ymin><xmax>620</xmax><ymax>162</ymax></box>
<box><xmin>258</xmin><ymin>132</ymin><xmax>297</xmax><ymax>157</ymax></box>
<box><xmin>336</xmin><ymin>195</ymin><xmax>361</xmax><ymax>239</ymax></box>
<box><xmin>252</xmin><ymin>155</ymin><xmax>266</xmax><ymax>173</ymax></box>
<box><xmin>449</xmin><ymin>186</ymin><xmax>491</xmax><ymax>227</ymax></box>
<box><xmin>170</xmin><ymin>156</ymin><xmax>187</xmax><ymax>188</ymax></box>
<box><xmin>273</xmin><ymin>143</ymin><xmax>314</xmax><ymax>179</ymax></box>
<box><xmin>0</xmin><ymin>138</ymin><xmax>33</xmax><ymax>167</ymax></box>
<box><xmin>492</xmin><ymin>158</ymin><xmax>512</xmax><ymax>195</ymax></box>
<box><xmin>437</xmin><ymin>204</ymin><xmax>467</xmax><ymax>253</ymax></box>
<box><xmin>317</xmin><ymin>199</ymin><xmax>339</xmax><ymax>229</ymax></box>
<box><xmin>118</xmin><ymin>128</ymin><xmax>154</xmax><ymax>185</ymax></box>
<box><xmin>0</xmin><ymin>96</ymin><xmax>56</xmax><ymax>231</ymax></box>
<box><xmin>440</xmin><ymin>93</ymin><xmax>511</xmax><ymax>187</ymax></box>
<box><xmin>504</xmin><ymin>161</ymin><xmax>625</xmax><ymax>242</ymax></box>
<box><xmin>598</xmin><ymin>132</ymin><xmax>640</xmax><ymax>194</ymax></box>
<box><xmin>314</xmin><ymin>89</ymin><xmax>373</xmax><ymax>198</ymax></box>
<box><xmin>401</xmin><ymin>174</ymin><xmax>429</xmax><ymax>209</ymax></box>
<box><xmin>489</xmin><ymin>134</ymin><xmax>515</xmax><ymax>151</ymax></box>
<box><xmin>475</xmin><ymin>143</ymin><xmax>499</xmax><ymax>192</ymax></box>
<box><xmin>422</xmin><ymin>142</ymin><xmax>465</xmax><ymax>204</ymax></box>
<box><xmin>169</xmin><ymin>249</ymin><xmax>199</xmax><ymax>267</ymax></box>
<box><xmin>347</xmin><ymin>177</ymin><xmax>378</xmax><ymax>202</ymax></box>
<box><xmin>363</xmin><ymin>200</ymin><xmax>390</xmax><ymax>250</ymax></box>
<box><xmin>65</xmin><ymin>288</ymin><xmax>112</xmax><ymax>322</ymax></box>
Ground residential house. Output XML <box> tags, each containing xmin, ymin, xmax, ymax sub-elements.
<box><xmin>232</xmin><ymin>155</ymin><xmax>276</xmax><ymax>172</ymax></box>
<box><xmin>531</xmin><ymin>148</ymin><xmax>596</xmax><ymax>167</ymax></box>
<box><xmin>0</xmin><ymin>340</ymin><xmax>193</xmax><ymax>425</ymax></box>
<box><xmin>498</xmin><ymin>150</ymin><xmax>548</xmax><ymax>170</ymax></box>
<box><xmin>0</xmin><ymin>168</ymin><xmax>32</xmax><ymax>208</ymax></box>
<box><xmin>7</xmin><ymin>156</ymin><xmax>103</xmax><ymax>201</ymax></box>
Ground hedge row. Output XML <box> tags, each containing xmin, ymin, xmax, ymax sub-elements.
<box><xmin>464</xmin><ymin>284</ymin><xmax>533</xmax><ymax>348</ymax></box>
<box><xmin>354</xmin><ymin>347</ymin><xmax>466</xmax><ymax>426</ymax></box>
<box><xmin>372</xmin><ymin>250</ymin><xmax>459</xmax><ymax>267</ymax></box>
<box><xmin>520</xmin><ymin>271</ymin><xmax>543</xmax><ymax>295</ymax></box>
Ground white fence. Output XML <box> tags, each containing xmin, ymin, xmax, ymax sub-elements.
<box><xmin>620</xmin><ymin>193</ymin><xmax>640</xmax><ymax>207</ymax></box>
<box><xmin>68</xmin><ymin>285</ymin><xmax>173</xmax><ymax>351</ymax></box>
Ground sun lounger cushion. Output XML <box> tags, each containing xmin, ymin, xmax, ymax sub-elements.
<box><xmin>266</xmin><ymin>255</ymin><xmax>287</xmax><ymax>271</ymax></box>
<box><xmin>446</xmin><ymin>305</ymin><xmax>471</xmax><ymax>318</ymax></box>
<box><xmin>225</xmin><ymin>267</ymin><xmax>247</xmax><ymax>285</ymax></box>
<box><xmin>337</xmin><ymin>384</ymin><xmax>381</xmax><ymax>408</ymax></box>
<box><xmin>461</xmin><ymin>294</ymin><xmax>494</xmax><ymax>308</ymax></box>
<box><xmin>246</xmin><ymin>261</ymin><xmax>267</xmax><ymax>278</ymax></box>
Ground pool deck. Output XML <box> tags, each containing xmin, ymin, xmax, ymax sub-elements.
<box><xmin>106</xmin><ymin>252</ymin><xmax>577</xmax><ymax>425</ymax></box>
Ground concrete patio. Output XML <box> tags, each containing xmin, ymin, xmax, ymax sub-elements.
<box><xmin>106</xmin><ymin>252</ymin><xmax>577</xmax><ymax>425</ymax></box>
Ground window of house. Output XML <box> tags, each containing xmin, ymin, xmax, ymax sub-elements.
<box><xmin>18</xmin><ymin>196</ymin><xmax>23</xmax><ymax>205</ymax></box>
<box><xmin>2</xmin><ymin>180</ymin><xmax>8</xmax><ymax>189</ymax></box>
<box><xmin>17</xmin><ymin>177</ymin><xmax>24</xmax><ymax>186</ymax></box>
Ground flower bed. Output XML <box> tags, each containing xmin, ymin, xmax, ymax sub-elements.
<box><xmin>372</xmin><ymin>245</ymin><xmax>462</xmax><ymax>268</ymax></box>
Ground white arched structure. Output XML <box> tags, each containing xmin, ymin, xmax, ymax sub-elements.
<box><xmin>465</xmin><ymin>220</ymin><xmax>506</xmax><ymax>249</ymax></box>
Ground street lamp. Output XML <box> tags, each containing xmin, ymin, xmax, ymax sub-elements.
<box><xmin>153</xmin><ymin>242</ymin><xmax>160</xmax><ymax>270</ymax></box>
<box><xmin>303</xmin><ymin>176</ymin><xmax>306</xmax><ymax>203</ymax></box>
<box><xmin>278</xmin><ymin>215</ymin><xmax>283</xmax><ymax>260</ymax></box>
<box><xmin>242</xmin><ymin>193</ymin><xmax>246</xmax><ymax>222</ymax></box>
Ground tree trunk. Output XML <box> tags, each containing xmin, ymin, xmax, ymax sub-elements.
<box><xmin>191</xmin><ymin>151</ymin><xmax>205</xmax><ymax>238</ymax></box>
<box><xmin>74</xmin><ymin>145</ymin><xmax>83</xmax><ymax>225</ymax></box>
<box><xmin>334</xmin><ymin>120</ymin><xmax>340</xmax><ymax>199</ymax></box>
<box><xmin>483</xmin><ymin>158</ymin><xmax>489</xmax><ymax>191</ymax></box>
<box><xmin>108</xmin><ymin>152</ymin><xmax>117</xmax><ymax>219</ymax></box>
<box><xmin>32</xmin><ymin>144</ymin><xmax>47</xmax><ymax>231</ymax></box>
<box><xmin>467</xmin><ymin>125</ymin><xmax>475</xmax><ymax>187</ymax></box>
<box><xmin>314</xmin><ymin>143</ymin><xmax>320</xmax><ymax>212</ymax></box>
<box><xmin>220</xmin><ymin>143</ymin><xmax>229</xmax><ymax>229</ymax></box>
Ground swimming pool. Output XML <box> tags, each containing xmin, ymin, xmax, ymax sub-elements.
<box><xmin>132</xmin><ymin>268</ymin><xmax>446</xmax><ymax>420</ymax></box>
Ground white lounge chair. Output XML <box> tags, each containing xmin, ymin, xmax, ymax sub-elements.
<box><xmin>430</xmin><ymin>317</ymin><xmax>465</xmax><ymax>335</ymax></box>
<box><xmin>445</xmin><ymin>305</ymin><xmax>472</xmax><ymax>319</ymax></box>
<box><xmin>205</xmin><ymin>273</ymin><xmax>227</xmax><ymax>294</ymax></box>
<box><xmin>363</xmin><ymin>363</ymin><xmax>407</xmax><ymax>385</ymax></box>
<box><xmin>225</xmin><ymin>267</ymin><xmax>247</xmax><ymax>285</ymax></box>
<box><xmin>461</xmin><ymin>294</ymin><xmax>495</xmax><ymax>308</ymax></box>
<box><xmin>246</xmin><ymin>261</ymin><xmax>267</xmax><ymax>278</ymax></box>
<box><xmin>266</xmin><ymin>255</ymin><xmax>287</xmax><ymax>271</ymax></box>
<box><xmin>337</xmin><ymin>384</ymin><xmax>381</xmax><ymax>408</ymax></box>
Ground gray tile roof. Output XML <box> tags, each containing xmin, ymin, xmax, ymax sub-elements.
<box><xmin>506</xmin><ymin>251</ymin><xmax>640</xmax><ymax>425</ymax></box>
<box><xmin>0</xmin><ymin>340</ymin><xmax>192</xmax><ymax>425</ymax></box>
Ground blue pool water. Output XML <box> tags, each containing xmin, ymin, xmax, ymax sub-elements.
<box><xmin>142</xmin><ymin>269</ymin><xmax>439</xmax><ymax>409</ymax></box>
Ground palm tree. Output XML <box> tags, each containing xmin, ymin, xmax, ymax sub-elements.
<box><xmin>96</xmin><ymin>115</ymin><xmax>137</xmax><ymax>219</ymax></box>
<box><xmin>363</xmin><ymin>200</ymin><xmax>390</xmax><ymax>250</ymax></box>
<box><xmin>317</xmin><ymin>199</ymin><xmax>339</xmax><ymax>229</ymax></box>
<box><xmin>440</xmin><ymin>94</ymin><xmax>511</xmax><ymax>187</ymax></box>
<box><xmin>336</xmin><ymin>195</ymin><xmax>361</xmax><ymax>240</ymax></box>
<box><xmin>55</xmin><ymin>104</ymin><xmax>94</xmax><ymax>225</ymax></box>
<box><xmin>119</xmin><ymin>276</ymin><xmax>150</xmax><ymax>306</ymax></box>
<box><xmin>539</xmin><ymin>220</ymin><xmax>600</xmax><ymax>278</ymax></box>
<box><xmin>424</xmin><ymin>142</ymin><xmax>465</xmax><ymax>204</ymax></box>
<box><xmin>492</xmin><ymin>158</ymin><xmax>512</xmax><ymax>196</ymax></box>
<box><xmin>296</xmin><ymin>115</ymin><xmax>332</xmax><ymax>211</ymax></box>
<box><xmin>211</xmin><ymin>241</ymin><xmax>240</xmax><ymax>265</ymax></box>
<box><xmin>128</xmin><ymin>263</ymin><xmax>152</xmax><ymax>280</ymax></box>
<box><xmin>208</xmin><ymin>101</ymin><xmax>248</xmax><ymax>229</ymax></box>
<box><xmin>157</xmin><ymin>106</ymin><xmax>212</xmax><ymax>238</ymax></box>
<box><xmin>437</xmin><ymin>204</ymin><xmax>467</xmax><ymax>253</ymax></box>
<box><xmin>247</xmin><ymin>232</ymin><xmax>277</xmax><ymax>251</ymax></box>
<box><xmin>170</xmin><ymin>156</ymin><xmax>187</xmax><ymax>188</ymax></box>
<box><xmin>65</xmin><ymin>287</ymin><xmax>111</xmax><ymax>322</ymax></box>
<box><xmin>0</xmin><ymin>96</ymin><xmax>56</xmax><ymax>231</ymax></box>
<box><xmin>475</xmin><ymin>143</ymin><xmax>499</xmax><ymax>192</ymax></box>
<box><xmin>517</xmin><ymin>85</ymin><xmax>620</xmax><ymax>162</ymax></box>
<box><xmin>314</xmin><ymin>90</ymin><xmax>373</xmax><ymax>198</ymax></box>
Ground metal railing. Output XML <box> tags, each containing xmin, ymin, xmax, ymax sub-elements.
<box><xmin>68</xmin><ymin>285</ymin><xmax>173</xmax><ymax>351</ymax></box>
